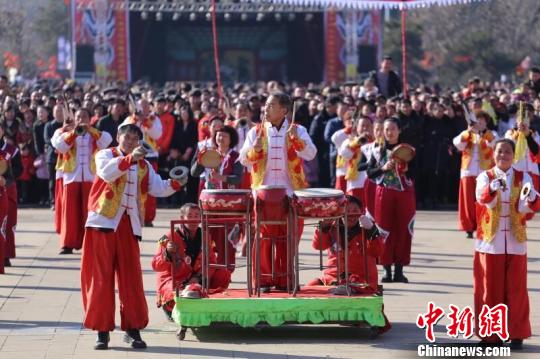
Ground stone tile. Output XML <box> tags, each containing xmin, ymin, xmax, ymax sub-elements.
<box><xmin>3</xmin><ymin>208</ymin><xmax>540</xmax><ymax>359</ymax></box>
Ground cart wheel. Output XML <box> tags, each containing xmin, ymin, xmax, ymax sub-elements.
<box><xmin>176</xmin><ymin>327</ymin><xmax>187</xmax><ymax>341</ymax></box>
<box><xmin>369</xmin><ymin>326</ymin><xmax>380</xmax><ymax>339</ymax></box>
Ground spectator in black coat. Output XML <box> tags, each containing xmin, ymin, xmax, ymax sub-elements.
<box><xmin>43</xmin><ymin>104</ymin><xmax>64</xmax><ymax>206</ymax></box>
<box><xmin>95</xmin><ymin>98</ymin><xmax>125</xmax><ymax>147</ymax></box>
<box><xmin>371</xmin><ymin>55</ymin><xmax>402</xmax><ymax>98</ymax></box>
<box><xmin>418</xmin><ymin>103</ymin><xmax>454</xmax><ymax>209</ymax></box>
<box><xmin>309</xmin><ymin>96</ymin><xmax>339</xmax><ymax>187</ymax></box>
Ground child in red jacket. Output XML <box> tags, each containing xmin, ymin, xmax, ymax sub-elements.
<box><xmin>151</xmin><ymin>203</ymin><xmax>231</xmax><ymax>320</ymax></box>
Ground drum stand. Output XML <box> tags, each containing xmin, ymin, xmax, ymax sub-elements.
<box><xmin>292</xmin><ymin>205</ymin><xmax>364</xmax><ymax>297</ymax></box>
<box><xmin>253</xmin><ymin>197</ymin><xmax>294</xmax><ymax>297</ymax></box>
<box><xmin>199</xmin><ymin>201</ymin><xmax>252</xmax><ymax>295</ymax></box>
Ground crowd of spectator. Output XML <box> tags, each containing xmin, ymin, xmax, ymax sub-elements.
<box><xmin>2</xmin><ymin>59</ymin><xmax>540</xmax><ymax>210</ymax></box>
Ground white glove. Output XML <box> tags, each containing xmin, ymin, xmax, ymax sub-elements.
<box><xmin>359</xmin><ymin>215</ymin><xmax>374</xmax><ymax>230</ymax></box>
<box><xmin>489</xmin><ymin>179</ymin><xmax>501</xmax><ymax>192</ymax></box>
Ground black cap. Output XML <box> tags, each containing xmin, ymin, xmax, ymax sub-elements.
<box><xmin>189</xmin><ymin>89</ymin><xmax>202</xmax><ymax>97</ymax></box>
<box><xmin>383</xmin><ymin>54</ymin><xmax>393</xmax><ymax>60</ymax></box>
<box><xmin>154</xmin><ymin>96</ymin><xmax>166</xmax><ymax>103</ymax></box>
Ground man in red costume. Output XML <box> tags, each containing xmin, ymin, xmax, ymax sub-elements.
<box><xmin>475</xmin><ymin>138</ymin><xmax>540</xmax><ymax>350</ymax></box>
<box><xmin>240</xmin><ymin>92</ymin><xmax>316</xmax><ymax>292</ymax></box>
<box><xmin>0</xmin><ymin>125</ymin><xmax>21</xmax><ymax>267</ymax></box>
<box><xmin>121</xmin><ymin>98</ymin><xmax>162</xmax><ymax>227</ymax></box>
<box><xmin>453</xmin><ymin>111</ymin><xmax>496</xmax><ymax>238</ymax></box>
<box><xmin>0</xmin><ymin>134</ymin><xmax>20</xmax><ymax>272</ymax></box>
<box><xmin>52</xmin><ymin>108</ymin><xmax>112</xmax><ymax>254</ymax></box>
<box><xmin>81</xmin><ymin>123</ymin><xmax>182</xmax><ymax>350</ymax></box>
<box><xmin>151</xmin><ymin>203</ymin><xmax>231</xmax><ymax>320</ymax></box>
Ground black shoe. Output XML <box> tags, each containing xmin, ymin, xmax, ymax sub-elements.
<box><xmin>124</xmin><ymin>329</ymin><xmax>147</xmax><ymax>349</ymax></box>
<box><xmin>59</xmin><ymin>248</ymin><xmax>73</xmax><ymax>255</ymax></box>
<box><xmin>466</xmin><ymin>231</ymin><xmax>474</xmax><ymax>238</ymax></box>
<box><xmin>260</xmin><ymin>286</ymin><xmax>271</xmax><ymax>293</ymax></box>
<box><xmin>393</xmin><ymin>264</ymin><xmax>409</xmax><ymax>283</ymax></box>
<box><xmin>144</xmin><ymin>222</ymin><xmax>154</xmax><ymax>227</ymax></box>
<box><xmin>94</xmin><ymin>331</ymin><xmax>109</xmax><ymax>350</ymax></box>
<box><xmin>478</xmin><ymin>339</ymin><xmax>503</xmax><ymax>347</ymax></box>
<box><xmin>381</xmin><ymin>265</ymin><xmax>392</xmax><ymax>283</ymax></box>
<box><xmin>162</xmin><ymin>307</ymin><xmax>173</xmax><ymax>322</ymax></box>
<box><xmin>393</xmin><ymin>274</ymin><xmax>409</xmax><ymax>283</ymax></box>
<box><xmin>4</xmin><ymin>258</ymin><xmax>11</xmax><ymax>267</ymax></box>
<box><xmin>510</xmin><ymin>339</ymin><xmax>523</xmax><ymax>350</ymax></box>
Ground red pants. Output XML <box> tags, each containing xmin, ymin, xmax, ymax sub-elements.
<box><xmin>364</xmin><ymin>180</ymin><xmax>376</xmax><ymax>218</ymax></box>
<box><xmin>458</xmin><ymin>176</ymin><xmax>478</xmax><ymax>233</ymax></box>
<box><xmin>240</xmin><ymin>171</ymin><xmax>251</xmax><ymax>190</ymax></box>
<box><xmin>54</xmin><ymin>178</ymin><xmax>63</xmax><ymax>234</ymax></box>
<box><xmin>209</xmin><ymin>226</ymin><xmax>236</xmax><ymax>272</ymax></box>
<box><xmin>335</xmin><ymin>175</ymin><xmax>346</xmax><ymax>192</ymax></box>
<box><xmin>81</xmin><ymin>215</ymin><xmax>148</xmax><ymax>331</ymax></box>
<box><xmin>531</xmin><ymin>173</ymin><xmax>540</xmax><ymax>192</ymax></box>
<box><xmin>144</xmin><ymin>160</ymin><xmax>158</xmax><ymax>224</ymax></box>
<box><xmin>473</xmin><ymin>252</ymin><xmax>531</xmax><ymax>342</ymax></box>
<box><xmin>374</xmin><ymin>184</ymin><xmax>416</xmax><ymax>266</ymax></box>
<box><xmin>252</xmin><ymin>217</ymin><xmax>304</xmax><ymax>288</ymax></box>
<box><xmin>0</xmin><ymin>188</ymin><xmax>7</xmax><ymax>274</ymax></box>
<box><xmin>60</xmin><ymin>182</ymin><xmax>92</xmax><ymax>250</ymax></box>
<box><xmin>5</xmin><ymin>184</ymin><xmax>17</xmax><ymax>259</ymax></box>
<box><xmin>347</xmin><ymin>187</ymin><xmax>366</xmax><ymax>209</ymax></box>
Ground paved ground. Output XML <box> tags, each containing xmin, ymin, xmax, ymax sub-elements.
<box><xmin>0</xmin><ymin>208</ymin><xmax>539</xmax><ymax>358</ymax></box>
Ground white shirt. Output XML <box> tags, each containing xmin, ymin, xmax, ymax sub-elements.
<box><xmin>504</xmin><ymin>130</ymin><xmax>540</xmax><ymax>175</ymax></box>
<box><xmin>475</xmin><ymin>167</ymin><xmax>533</xmax><ymax>255</ymax></box>
<box><xmin>85</xmin><ymin>148</ymin><xmax>177</xmax><ymax>236</ymax></box>
<box><xmin>453</xmin><ymin>130</ymin><xmax>497</xmax><ymax>177</ymax></box>
<box><xmin>240</xmin><ymin>119</ymin><xmax>316</xmax><ymax>195</ymax></box>
<box><xmin>339</xmin><ymin>139</ymin><xmax>367</xmax><ymax>190</ymax></box>
<box><xmin>331</xmin><ymin>128</ymin><xmax>349</xmax><ymax>177</ymax></box>
<box><xmin>51</xmin><ymin>129</ymin><xmax>112</xmax><ymax>184</ymax></box>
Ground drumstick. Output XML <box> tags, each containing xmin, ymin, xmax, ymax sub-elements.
<box><xmin>288</xmin><ymin>100</ymin><xmax>297</xmax><ymax>132</ymax></box>
<box><xmin>62</xmin><ymin>94</ymin><xmax>74</xmax><ymax>125</ymax></box>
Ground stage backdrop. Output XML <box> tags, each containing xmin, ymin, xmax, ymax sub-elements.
<box><xmin>165</xmin><ymin>25</ymin><xmax>288</xmax><ymax>83</ymax></box>
<box><xmin>324</xmin><ymin>9</ymin><xmax>382</xmax><ymax>83</ymax></box>
<box><xmin>71</xmin><ymin>0</ymin><xmax>131</xmax><ymax>81</ymax></box>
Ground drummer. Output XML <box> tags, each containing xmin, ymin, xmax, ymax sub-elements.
<box><xmin>366</xmin><ymin>117</ymin><xmax>416</xmax><ymax>284</ymax></box>
<box><xmin>191</xmin><ymin>125</ymin><xmax>243</xmax><ymax>271</ymax></box>
<box><xmin>240</xmin><ymin>92</ymin><xmax>317</xmax><ymax>292</ymax></box>
<box><xmin>191</xmin><ymin>116</ymin><xmax>224</xmax><ymax>196</ymax></box>
<box><xmin>308</xmin><ymin>195</ymin><xmax>382</xmax><ymax>292</ymax></box>
<box><xmin>151</xmin><ymin>203</ymin><xmax>231</xmax><ymax>321</ymax></box>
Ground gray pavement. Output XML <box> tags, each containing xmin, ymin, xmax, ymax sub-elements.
<box><xmin>0</xmin><ymin>208</ymin><xmax>539</xmax><ymax>358</ymax></box>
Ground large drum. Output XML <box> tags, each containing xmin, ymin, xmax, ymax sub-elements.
<box><xmin>293</xmin><ymin>188</ymin><xmax>346</xmax><ymax>218</ymax></box>
<box><xmin>255</xmin><ymin>185</ymin><xmax>289</xmax><ymax>222</ymax></box>
<box><xmin>199</xmin><ymin>189</ymin><xmax>252</xmax><ymax>213</ymax></box>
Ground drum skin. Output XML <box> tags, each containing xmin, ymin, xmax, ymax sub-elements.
<box><xmin>293</xmin><ymin>188</ymin><xmax>346</xmax><ymax>218</ymax></box>
<box><xmin>199</xmin><ymin>189</ymin><xmax>252</xmax><ymax>212</ymax></box>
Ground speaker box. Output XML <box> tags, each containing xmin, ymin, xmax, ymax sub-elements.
<box><xmin>357</xmin><ymin>45</ymin><xmax>377</xmax><ymax>74</ymax></box>
<box><xmin>75</xmin><ymin>45</ymin><xmax>95</xmax><ymax>73</ymax></box>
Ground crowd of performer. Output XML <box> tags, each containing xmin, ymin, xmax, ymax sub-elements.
<box><xmin>1</xmin><ymin>58</ymin><xmax>540</xmax><ymax>350</ymax></box>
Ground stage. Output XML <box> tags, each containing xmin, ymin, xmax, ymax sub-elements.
<box><xmin>173</xmin><ymin>286</ymin><xmax>386</xmax><ymax>330</ymax></box>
